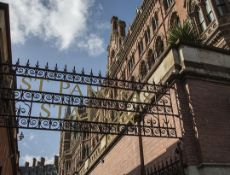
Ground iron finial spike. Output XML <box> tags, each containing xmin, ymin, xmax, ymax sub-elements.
<box><xmin>64</xmin><ymin>65</ymin><xmax>67</xmax><ymax>72</ymax></box>
<box><xmin>90</xmin><ymin>69</ymin><xmax>93</xmax><ymax>76</ymax></box>
<box><xmin>45</xmin><ymin>62</ymin><xmax>49</xmax><ymax>69</ymax></box>
<box><xmin>36</xmin><ymin>61</ymin><xmax>39</xmax><ymax>68</ymax></box>
<box><xmin>26</xmin><ymin>59</ymin><xmax>30</xmax><ymax>66</ymax></box>
<box><xmin>55</xmin><ymin>63</ymin><xmax>58</xmax><ymax>71</ymax></box>
<box><xmin>98</xmin><ymin>70</ymin><xmax>102</xmax><ymax>77</ymax></box>
<box><xmin>81</xmin><ymin>68</ymin><xmax>85</xmax><ymax>74</ymax></box>
<box><xmin>17</xmin><ymin>106</ymin><xmax>21</xmax><ymax>115</ymax></box>
<box><xmin>73</xmin><ymin>66</ymin><xmax>76</xmax><ymax>73</ymax></box>
<box><xmin>16</xmin><ymin>58</ymin><xmax>20</xmax><ymax>65</ymax></box>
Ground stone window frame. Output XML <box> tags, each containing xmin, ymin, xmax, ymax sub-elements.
<box><xmin>163</xmin><ymin>0</ymin><xmax>175</xmax><ymax>11</ymax></box>
<box><xmin>214</xmin><ymin>0</ymin><xmax>230</xmax><ymax>16</ymax></box>
<box><xmin>169</xmin><ymin>11</ymin><xmax>181</xmax><ymax>29</ymax></box>
<box><xmin>127</xmin><ymin>54</ymin><xmax>135</xmax><ymax>74</ymax></box>
<box><xmin>146</xmin><ymin>49</ymin><xmax>155</xmax><ymax>70</ymax></box>
<box><xmin>192</xmin><ymin>1</ymin><xmax>215</xmax><ymax>34</ymax></box>
<box><xmin>155</xmin><ymin>36</ymin><xmax>164</xmax><ymax>58</ymax></box>
<box><xmin>138</xmin><ymin>39</ymin><xmax>144</xmax><ymax>56</ymax></box>
<box><xmin>144</xmin><ymin>26</ymin><xmax>151</xmax><ymax>45</ymax></box>
<box><xmin>188</xmin><ymin>0</ymin><xmax>215</xmax><ymax>34</ymax></box>
<box><xmin>195</xmin><ymin>5</ymin><xmax>207</xmax><ymax>32</ymax></box>
<box><xmin>204</xmin><ymin>0</ymin><xmax>215</xmax><ymax>23</ymax></box>
<box><xmin>139</xmin><ymin>60</ymin><xmax>147</xmax><ymax>80</ymax></box>
<box><xmin>152</xmin><ymin>12</ymin><xmax>159</xmax><ymax>32</ymax></box>
<box><xmin>110</xmin><ymin>49</ymin><xmax>115</xmax><ymax>58</ymax></box>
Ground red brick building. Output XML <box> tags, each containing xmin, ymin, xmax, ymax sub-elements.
<box><xmin>59</xmin><ymin>1</ymin><xmax>230</xmax><ymax>175</ymax></box>
<box><xmin>0</xmin><ymin>2</ymin><xmax>20</xmax><ymax>175</ymax></box>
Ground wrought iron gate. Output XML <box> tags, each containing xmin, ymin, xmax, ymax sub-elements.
<box><xmin>0</xmin><ymin>60</ymin><xmax>181</xmax><ymax>138</ymax></box>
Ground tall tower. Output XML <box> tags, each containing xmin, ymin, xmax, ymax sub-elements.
<box><xmin>107</xmin><ymin>16</ymin><xmax>126</xmax><ymax>72</ymax></box>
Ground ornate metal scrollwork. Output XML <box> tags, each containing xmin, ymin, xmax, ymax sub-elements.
<box><xmin>0</xmin><ymin>60</ymin><xmax>181</xmax><ymax>138</ymax></box>
<box><xmin>0</xmin><ymin>114</ymin><xmax>177</xmax><ymax>138</ymax></box>
<box><xmin>0</xmin><ymin>88</ymin><xmax>177</xmax><ymax>116</ymax></box>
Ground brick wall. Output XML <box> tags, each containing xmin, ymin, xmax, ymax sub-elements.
<box><xmin>90</xmin><ymin>136</ymin><xmax>140</xmax><ymax>175</ymax></box>
<box><xmin>186</xmin><ymin>78</ymin><xmax>230</xmax><ymax>163</ymax></box>
<box><xmin>0</xmin><ymin>128</ymin><xmax>13</xmax><ymax>175</ymax></box>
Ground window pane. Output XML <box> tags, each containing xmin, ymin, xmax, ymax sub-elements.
<box><xmin>198</xmin><ymin>7</ymin><xmax>207</xmax><ymax>31</ymax></box>
<box><xmin>215</xmin><ymin>0</ymin><xmax>228</xmax><ymax>15</ymax></box>
<box><xmin>205</xmin><ymin>0</ymin><xmax>214</xmax><ymax>22</ymax></box>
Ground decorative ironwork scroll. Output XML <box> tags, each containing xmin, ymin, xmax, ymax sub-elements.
<box><xmin>0</xmin><ymin>88</ymin><xmax>177</xmax><ymax>116</ymax></box>
<box><xmin>0</xmin><ymin>60</ymin><xmax>182</xmax><ymax>138</ymax></box>
<box><xmin>0</xmin><ymin>114</ymin><xmax>177</xmax><ymax>138</ymax></box>
<box><xmin>0</xmin><ymin>60</ymin><xmax>169</xmax><ymax>94</ymax></box>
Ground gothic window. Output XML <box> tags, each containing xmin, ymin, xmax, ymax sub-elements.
<box><xmin>139</xmin><ymin>61</ymin><xmax>147</xmax><ymax>80</ymax></box>
<box><xmin>147</xmin><ymin>49</ymin><xmax>155</xmax><ymax>69</ymax></box>
<box><xmin>111</xmin><ymin>50</ymin><xmax>115</xmax><ymax>59</ymax></box>
<box><xmin>169</xmin><ymin>12</ymin><xmax>180</xmax><ymax>29</ymax></box>
<box><xmin>144</xmin><ymin>26</ymin><xmax>151</xmax><ymax>44</ymax></box>
<box><xmin>204</xmin><ymin>0</ymin><xmax>215</xmax><ymax>23</ymax></box>
<box><xmin>121</xmin><ymin>70</ymin><xmax>126</xmax><ymax>80</ymax></box>
<box><xmin>163</xmin><ymin>0</ymin><xmax>174</xmax><ymax>11</ymax></box>
<box><xmin>128</xmin><ymin>55</ymin><xmax>135</xmax><ymax>74</ymax></box>
<box><xmin>131</xmin><ymin>76</ymin><xmax>136</xmax><ymax>82</ymax></box>
<box><xmin>214</xmin><ymin>0</ymin><xmax>229</xmax><ymax>16</ymax></box>
<box><xmin>138</xmin><ymin>40</ymin><xmax>144</xmax><ymax>56</ymax></box>
<box><xmin>82</xmin><ymin>145</ymin><xmax>89</xmax><ymax>159</ymax></box>
<box><xmin>152</xmin><ymin>13</ymin><xmax>158</xmax><ymax>32</ymax></box>
<box><xmin>196</xmin><ymin>6</ymin><xmax>207</xmax><ymax>32</ymax></box>
<box><xmin>155</xmin><ymin>36</ymin><xmax>164</xmax><ymax>57</ymax></box>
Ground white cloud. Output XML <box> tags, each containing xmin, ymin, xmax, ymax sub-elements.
<box><xmin>3</xmin><ymin>0</ymin><xmax>105</xmax><ymax>55</ymax></box>
<box><xmin>29</xmin><ymin>134</ymin><xmax>35</xmax><ymax>140</ymax></box>
<box><xmin>21</xmin><ymin>154</ymin><xmax>54</xmax><ymax>166</ymax></box>
<box><xmin>77</xmin><ymin>34</ymin><xmax>105</xmax><ymax>56</ymax></box>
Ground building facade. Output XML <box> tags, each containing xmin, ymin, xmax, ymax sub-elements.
<box><xmin>0</xmin><ymin>2</ymin><xmax>20</xmax><ymax>175</ymax></box>
<box><xmin>59</xmin><ymin>0</ymin><xmax>230</xmax><ymax>175</ymax></box>
<box><xmin>20</xmin><ymin>156</ymin><xmax>58</xmax><ymax>175</ymax></box>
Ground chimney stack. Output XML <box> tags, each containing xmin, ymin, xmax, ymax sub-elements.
<box><xmin>41</xmin><ymin>157</ymin><xmax>45</xmax><ymax>166</ymax></box>
<box><xmin>54</xmin><ymin>155</ymin><xmax>59</xmax><ymax>168</ymax></box>
<box><xmin>32</xmin><ymin>158</ymin><xmax>36</xmax><ymax>167</ymax></box>
<box><xmin>118</xmin><ymin>20</ymin><xmax>126</xmax><ymax>37</ymax></box>
<box><xmin>25</xmin><ymin>162</ymin><xmax>29</xmax><ymax>167</ymax></box>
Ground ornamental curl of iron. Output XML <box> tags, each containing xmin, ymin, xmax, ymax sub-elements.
<box><xmin>0</xmin><ymin>114</ymin><xmax>178</xmax><ymax>138</ymax></box>
<box><xmin>3</xmin><ymin>88</ymin><xmax>177</xmax><ymax>116</ymax></box>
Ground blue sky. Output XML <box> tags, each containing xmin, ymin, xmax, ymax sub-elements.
<box><xmin>3</xmin><ymin>0</ymin><xmax>141</xmax><ymax>165</ymax></box>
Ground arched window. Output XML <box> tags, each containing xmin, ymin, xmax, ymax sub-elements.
<box><xmin>147</xmin><ymin>49</ymin><xmax>155</xmax><ymax>69</ymax></box>
<box><xmin>131</xmin><ymin>76</ymin><xmax>136</xmax><ymax>82</ymax></box>
<box><xmin>139</xmin><ymin>61</ymin><xmax>147</xmax><ymax>80</ymax></box>
<box><xmin>163</xmin><ymin>0</ymin><xmax>174</xmax><ymax>11</ymax></box>
<box><xmin>214</xmin><ymin>0</ymin><xmax>229</xmax><ymax>16</ymax></box>
<box><xmin>204</xmin><ymin>0</ymin><xmax>214</xmax><ymax>23</ymax></box>
<box><xmin>144</xmin><ymin>26</ymin><xmax>151</xmax><ymax>44</ymax></box>
<box><xmin>195</xmin><ymin>6</ymin><xmax>207</xmax><ymax>32</ymax></box>
<box><xmin>169</xmin><ymin>12</ymin><xmax>180</xmax><ymax>29</ymax></box>
<box><xmin>111</xmin><ymin>50</ymin><xmax>115</xmax><ymax>59</ymax></box>
<box><xmin>128</xmin><ymin>55</ymin><xmax>135</xmax><ymax>74</ymax></box>
<box><xmin>152</xmin><ymin>13</ymin><xmax>158</xmax><ymax>32</ymax></box>
<box><xmin>155</xmin><ymin>36</ymin><xmax>164</xmax><ymax>57</ymax></box>
<box><xmin>138</xmin><ymin>40</ymin><xmax>144</xmax><ymax>56</ymax></box>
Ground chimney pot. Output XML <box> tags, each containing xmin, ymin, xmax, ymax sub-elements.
<box><xmin>25</xmin><ymin>162</ymin><xmax>29</xmax><ymax>167</ymax></box>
